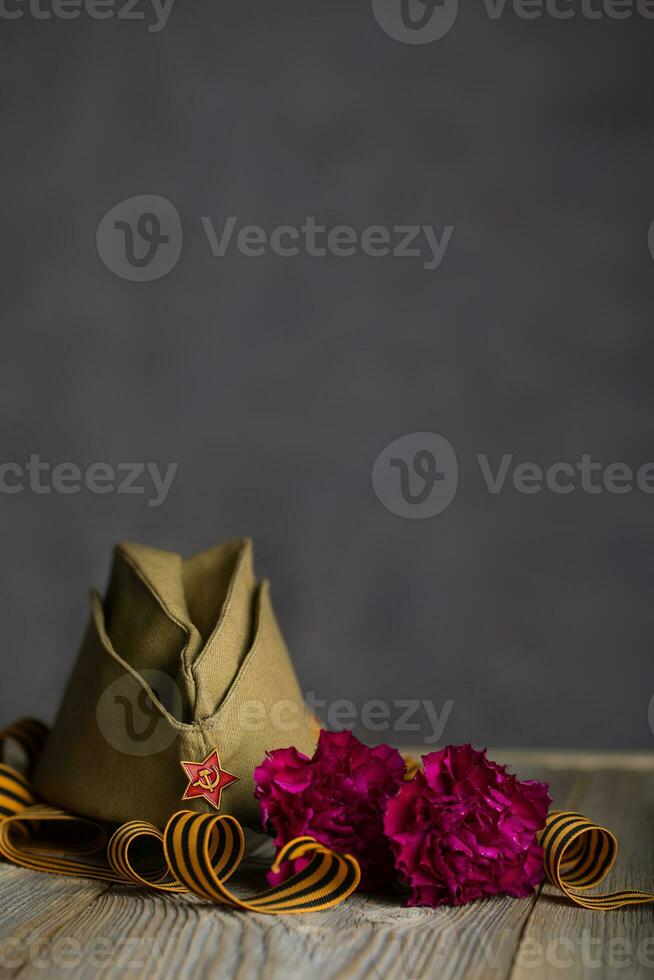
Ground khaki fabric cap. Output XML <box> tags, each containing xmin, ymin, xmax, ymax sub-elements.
<box><xmin>33</xmin><ymin>539</ymin><xmax>316</xmax><ymax>829</ymax></box>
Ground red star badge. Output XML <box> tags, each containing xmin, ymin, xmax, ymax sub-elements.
<box><xmin>180</xmin><ymin>749</ymin><xmax>239</xmax><ymax>810</ymax></box>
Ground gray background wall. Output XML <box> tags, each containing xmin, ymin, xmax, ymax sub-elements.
<box><xmin>1</xmin><ymin>2</ymin><xmax>653</xmax><ymax>747</ymax></box>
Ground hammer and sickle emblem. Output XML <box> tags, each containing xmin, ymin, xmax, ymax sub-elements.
<box><xmin>193</xmin><ymin>766</ymin><xmax>221</xmax><ymax>792</ymax></box>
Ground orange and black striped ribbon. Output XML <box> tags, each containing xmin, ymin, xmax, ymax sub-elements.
<box><xmin>0</xmin><ymin>719</ymin><xmax>360</xmax><ymax>914</ymax></box>
<box><xmin>540</xmin><ymin>810</ymin><xmax>654</xmax><ymax>909</ymax></box>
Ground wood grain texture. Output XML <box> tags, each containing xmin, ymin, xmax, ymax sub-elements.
<box><xmin>511</xmin><ymin>768</ymin><xmax>654</xmax><ymax>980</ymax></box>
<box><xmin>0</xmin><ymin>755</ymin><xmax>652</xmax><ymax>980</ymax></box>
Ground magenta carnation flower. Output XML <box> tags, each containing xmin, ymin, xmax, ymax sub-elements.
<box><xmin>254</xmin><ymin>730</ymin><xmax>406</xmax><ymax>890</ymax></box>
<box><xmin>383</xmin><ymin>744</ymin><xmax>550</xmax><ymax>907</ymax></box>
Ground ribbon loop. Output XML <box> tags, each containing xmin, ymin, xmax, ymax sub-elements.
<box><xmin>541</xmin><ymin>810</ymin><xmax>654</xmax><ymax>909</ymax></box>
<box><xmin>108</xmin><ymin>820</ymin><xmax>183</xmax><ymax>892</ymax></box>
<box><xmin>163</xmin><ymin>811</ymin><xmax>361</xmax><ymax>913</ymax></box>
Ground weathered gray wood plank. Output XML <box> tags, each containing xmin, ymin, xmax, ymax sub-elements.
<box><xmin>511</xmin><ymin>768</ymin><xmax>654</xmax><ymax>980</ymax></box>
<box><xmin>0</xmin><ymin>868</ymin><xmax>110</xmax><ymax>974</ymax></box>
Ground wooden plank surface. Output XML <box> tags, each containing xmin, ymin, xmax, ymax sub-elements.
<box><xmin>512</xmin><ymin>768</ymin><xmax>654</xmax><ymax>980</ymax></box>
<box><xmin>0</xmin><ymin>754</ymin><xmax>652</xmax><ymax>980</ymax></box>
